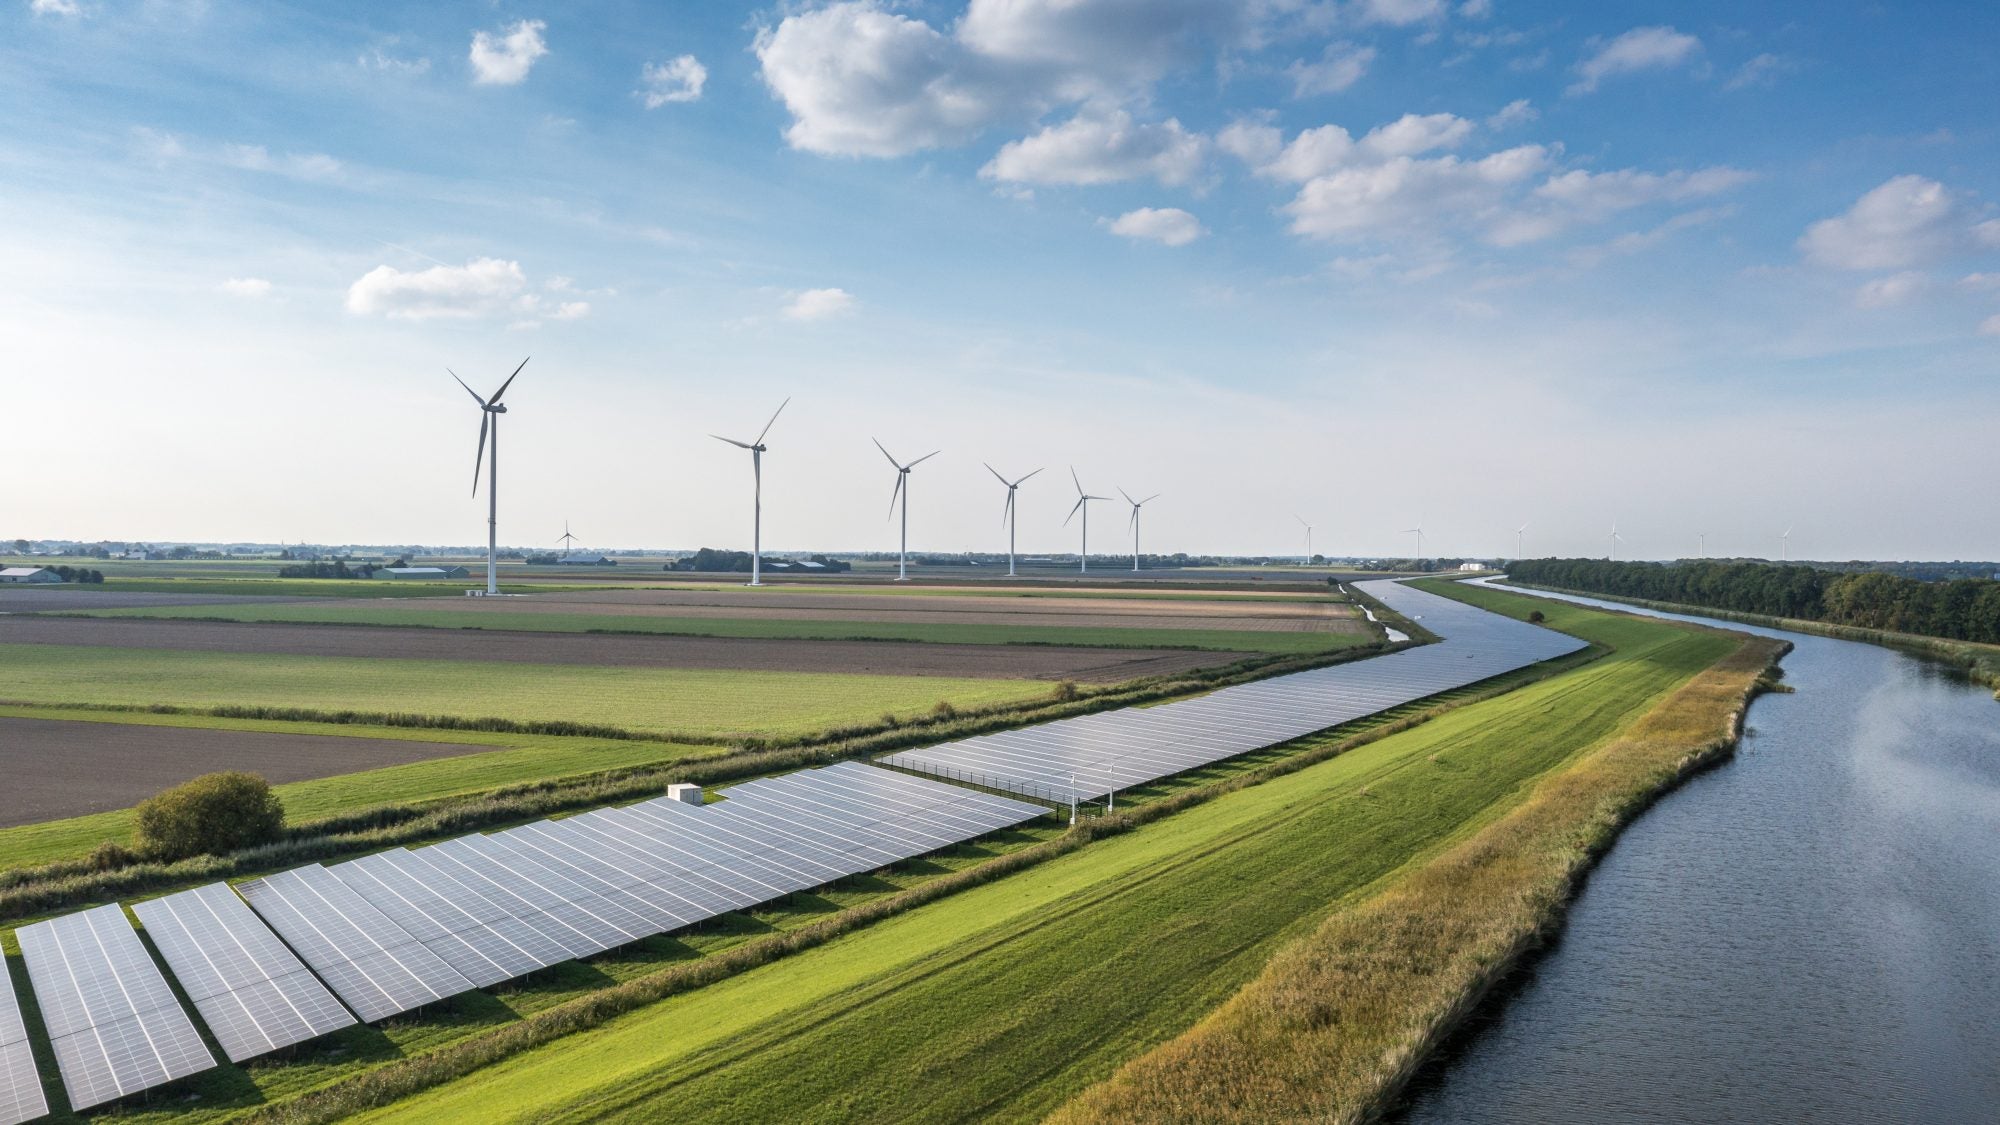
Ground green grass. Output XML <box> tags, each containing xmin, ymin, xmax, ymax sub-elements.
<box><xmin>0</xmin><ymin>644</ymin><xmax>1054</xmax><ymax>740</ymax></box>
<box><xmin>65</xmin><ymin>602</ymin><xmax>1370</xmax><ymax>654</ymax></box>
<box><xmin>39</xmin><ymin>578</ymin><xmax>565</xmax><ymax>598</ymax></box>
<box><xmin>0</xmin><ymin>707</ymin><xmax>720</xmax><ymax>869</ymax></box>
<box><xmin>352</xmin><ymin>595</ymin><xmax>1730</xmax><ymax>1124</ymax></box>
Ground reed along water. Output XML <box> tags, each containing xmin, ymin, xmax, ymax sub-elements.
<box><xmin>1399</xmin><ymin>582</ymin><xmax>2000</xmax><ymax>1124</ymax></box>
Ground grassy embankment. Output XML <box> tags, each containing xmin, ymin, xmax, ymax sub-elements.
<box><xmin>1049</xmin><ymin>578</ymin><xmax>1786</xmax><ymax>1124</ymax></box>
<box><xmin>63</xmin><ymin>603</ymin><xmax>1370</xmax><ymax>655</ymax></box>
<box><xmin>316</xmin><ymin>590</ymin><xmax>1736</xmax><ymax>1124</ymax></box>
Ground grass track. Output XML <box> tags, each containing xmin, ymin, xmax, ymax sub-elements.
<box><xmin>356</xmin><ymin>597</ymin><xmax>1729</xmax><ymax>1124</ymax></box>
<box><xmin>65</xmin><ymin>604</ymin><xmax>1367</xmax><ymax>654</ymax></box>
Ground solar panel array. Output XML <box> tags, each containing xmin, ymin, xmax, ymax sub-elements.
<box><xmin>880</xmin><ymin>578</ymin><xmax>1587</xmax><ymax>801</ymax></box>
<box><xmin>14</xmin><ymin>904</ymin><xmax>215</xmax><ymax>1111</ymax></box>
<box><xmin>131</xmin><ymin>883</ymin><xmax>355</xmax><ymax>1062</ymax></box>
<box><xmin>0</xmin><ymin>954</ymin><xmax>46</xmax><ymax>1125</ymax></box>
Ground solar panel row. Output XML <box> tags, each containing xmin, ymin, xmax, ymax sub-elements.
<box><xmin>0</xmin><ymin>952</ymin><xmax>46</xmax><ymax>1125</ymax></box>
<box><xmin>14</xmin><ymin>904</ymin><xmax>215</xmax><ymax>1111</ymax></box>
<box><xmin>879</xmin><ymin>578</ymin><xmax>1588</xmax><ymax>801</ymax></box>
<box><xmin>132</xmin><ymin>883</ymin><xmax>355</xmax><ymax>1063</ymax></box>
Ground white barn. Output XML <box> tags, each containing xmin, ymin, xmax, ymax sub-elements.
<box><xmin>0</xmin><ymin>567</ymin><xmax>62</xmax><ymax>584</ymax></box>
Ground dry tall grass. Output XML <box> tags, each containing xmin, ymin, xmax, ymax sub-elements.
<box><xmin>1048</xmin><ymin>633</ymin><xmax>1788</xmax><ymax>1125</ymax></box>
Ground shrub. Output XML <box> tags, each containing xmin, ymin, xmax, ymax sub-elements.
<box><xmin>1528</xmin><ymin>610</ymin><xmax>1546</xmax><ymax>623</ymax></box>
<box><xmin>1053</xmin><ymin>680</ymin><xmax>1081</xmax><ymax>702</ymax></box>
<box><xmin>134</xmin><ymin>772</ymin><xmax>285</xmax><ymax>861</ymax></box>
<box><xmin>931</xmin><ymin>701</ymin><xmax>959</xmax><ymax>721</ymax></box>
<box><xmin>85</xmin><ymin>841</ymin><xmax>140</xmax><ymax>872</ymax></box>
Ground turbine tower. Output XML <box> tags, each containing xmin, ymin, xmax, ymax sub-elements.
<box><xmin>1699</xmin><ymin>532</ymin><xmax>1707</xmax><ymax>559</ymax></box>
<box><xmin>985</xmin><ymin>464</ymin><xmax>1042</xmax><ymax>577</ymax></box>
<box><xmin>875</xmin><ymin>439</ymin><xmax>939</xmax><ymax>581</ymax></box>
<box><xmin>1294</xmin><ymin>515</ymin><xmax>1313</xmax><ymax>567</ymax></box>
<box><xmin>1516</xmin><ymin>522</ymin><xmax>1529</xmax><ymax>560</ymax></box>
<box><xmin>557</xmin><ymin>521</ymin><xmax>578</xmax><ymax>556</ymax></box>
<box><xmin>1778</xmin><ymin>525</ymin><xmax>1793</xmax><ymax>562</ymax></box>
<box><xmin>1609</xmin><ymin>521</ymin><xmax>1625</xmax><ymax>561</ymax></box>
<box><xmin>1065</xmin><ymin>468</ymin><xmax>1109</xmax><ymax>573</ymax></box>
<box><xmin>1403</xmin><ymin>521</ymin><xmax>1425</xmax><ymax>560</ymax></box>
<box><xmin>450</xmin><ymin>357</ymin><xmax>528</xmax><ymax>596</ymax></box>
<box><xmin>1120</xmin><ymin>488</ymin><xmax>1161</xmax><ymax>572</ymax></box>
<box><xmin>711</xmin><ymin>398</ymin><xmax>788</xmax><ymax>587</ymax></box>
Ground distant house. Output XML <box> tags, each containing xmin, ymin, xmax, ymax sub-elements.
<box><xmin>374</xmin><ymin>566</ymin><xmax>470</xmax><ymax>580</ymax></box>
<box><xmin>557</xmin><ymin>553</ymin><xmax>616</xmax><ymax>566</ymax></box>
<box><xmin>797</xmin><ymin>560</ymin><xmax>827</xmax><ymax>570</ymax></box>
<box><xmin>0</xmin><ymin>567</ymin><xmax>62</xmax><ymax>584</ymax></box>
<box><xmin>1458</xmin><ymin>562</ymin><xmax>1490</xmax><ymax>572</ymax></box>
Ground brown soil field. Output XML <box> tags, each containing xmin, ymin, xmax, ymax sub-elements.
<box><xmin>0</xmin><ymin>716</ymin><xmax>492</xmax><ymax>828</ymax></box>
<box><xmin>0</xmin><ymin>617</ymin><xmax>1248</xmax><ymax>682</ymax></box>
<box><xmin>419</xmin><ymin>588</ymin><xmax>1369</xmax><ymax>634</ymax></box>
<box><xmin>0</xmin><ymin>590</ymin><xmax>305</xmax><ymax>612</ymax></box>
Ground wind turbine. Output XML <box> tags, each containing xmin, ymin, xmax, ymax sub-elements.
<box><xmin>1065</xmin><ymin>468</ymin><xmax>1109</xmax><ymax>573</ymax></box>
<box><xmin>1778</xmin><ymin>525</ymin><xmax>1793</xmax><ymax>562</ymax></box>
<box><xmin>985</xmin><ymin>464</ymin><xmax>1042</xmax><ymax>577</ymax></box>
<box><xmin>1294</xmin><ymin>515</ymin><xmax>1313</xmax><ymax>567</ymax></box>
<box><xmin>1120</xmin><ymin>488</ymin><xmax>1161</xmax><ymax>572</ymax></box>
<box><xmin>1515</xmin><ymin>522</ymin><xmax>1529</xmax><ymax>560</ymax></box>
<box><xmin>875</xmin><ymin>439</ymin><xmax>939</xmax><ymax>581</ymax></box>
<box><xmin>1699</xmin><ymin>532</ymin><xmax>1707</xmax><ymax>559</ymax></box>
<box><xmin>556</xmin><ymin>521</ymin><xmax>578</xmax><ymax>556</ymax></box>
<box><xmin>711</xmin><ymin>398</ymin><xmax>788</xmax><ymax>587</ymax></box>
<box><xmin>449</xmin><ymin>357</ymin><xmax>528</xmax><ymax>596</ymax></box>
<box><xmin>1609</xmin><ymin>521</ymin><xmax>1625</xmax><ymax>561</ymax></box>
<box><xmin>1403</xmin><ymin>521</ymin><xmax>1425</xmax><ymax>560</ymax></box>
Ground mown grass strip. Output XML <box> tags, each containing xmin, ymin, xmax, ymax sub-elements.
<box><xmin>1049</xmin><ymin>599</ymin><xmax>1785</xmax><ymax>1125</ymax></box>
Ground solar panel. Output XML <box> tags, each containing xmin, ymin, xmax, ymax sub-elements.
<box><xmin>15</xmin><ymin>903</ymin><xmax>215</xmax><ymax>1110</ymax></box>
<box><xmin>879</xmin><ymin>578</ymin><xmax>1587</xmax><ymax>801</ymax></box>
<box><xmin>0</xmin><ymin>948</ymin><xmax>47</xmax><ymax>1125</ymax></box>
<box><xmin>328</xmin><ymin>850</ymin><xmax>566</xmax><ymax>985</ymax></box>
<box><xmin>236</xmin><ymin>865</ymin><xmax>474</xmax><ymax>1023</ymax></box>
<box><xmin>132</xmin><ymin>882</ymin><xmax>355</xmax><ymax>1062</ymax></box>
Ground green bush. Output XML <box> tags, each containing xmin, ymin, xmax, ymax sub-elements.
<box><xmin>134</xmin><ymin>772</ymin><xmax>285</xmax><ymax>860</ymax></box>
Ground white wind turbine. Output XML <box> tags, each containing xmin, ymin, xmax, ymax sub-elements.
<box><xmin>449</xmin><ymin>357</ymin><xmax>528</xmax><ymax>596</ymax></box>
<box><xmin>1120</xmin><ymin>488</ymin><xmax>1161</xmax><ymax>572</ymax></box>
<box><xmin>1065</xmin><ymin>468</ymin><xmax>1109</xmax><ymax>573</ymax></box>
<box><xmin>557</xmin><ymin>521</ymin><xmax>578</xmax><ymax>556</ymax></box>
<box><xmin>1699</xmin><ymin>532</ymin><xmax>1707</xmax><ymax>559</ymax></box>
<box><xmin>1609</xmin><ymin>521</ymin><xmax>1625</xmax><ymax>561</ymax></box>
<box><xmin>711</xmin><ymin>398</ymin><xmax>788</xmax><ymax>587</ymax></box>
<box><xmin>1403</xmin><ymin>520</ymin><xmax>1425</xmax><ymax>560</ymax></box>
<box><xmin>1294</xmin><ymin>514</ymin><xmax>1314</xmax><ymax>567</ymax></box>
<box><xmin>985</xmin><ymin>464</ymin><xmax>1042</xmax><ymax>577</ymax></box>
<box><xmin>1778</xmin><ymin>525</ymin><xmax>1793</xmax><ymax>562</ymax></box>
<box><xmin>1516</xmin><ymin>522</ymin><xmax>1529</xmax><ymax>559</ymax></box>
<box><xmin>875</xmin><ymin>439</ymin><xmax>940</xmax><ymax>581</ymax></box>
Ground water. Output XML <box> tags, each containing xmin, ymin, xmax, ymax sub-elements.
<box><xmin>1400</xmin><ymin>583</ymin><xmax>2000</xmax><ymax>1124</ymax></box>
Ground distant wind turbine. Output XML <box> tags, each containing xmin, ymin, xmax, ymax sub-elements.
<box><xmin>1294</xmin><ymin>515</ymin><xmax>1313</xmax><ymax>567</ymax></box>
<box><xmin>1699</xmin><ymin>532</ymin><xmax>1707</xmax><ymax>559</ymax></box>
<box><xmin>1778</xmin><ymin>525</ymin><xmax>1793</xmax><ymax>562</ymax></box>
<box><xmin>1120</xmin><ymin>488</ymin><xmax>1161</xmax><ymax>572</ymax></box>
<box><xmin>875</xmin><ymin>439</ymin><xmax>940</xmax><ymax>581</ymax></box>
<box><xmin>711</xmin><ymin>398</ymin><xmax>788</xmax><ymax>587</ymax></box>
<box><xmin>985</xmin><ymin>464</ymin><xmax>1042</xmax><ymax>577</ymax></box>
<box><xmin>557</xmin><ymin>521</ymin><xmax>578</xmax><ymax>555</ymax></box>
<box><xmin>1516</xmin><ymin>522</ymin><xmax>1529</xmax><ymax>560</ymax></box>
<box><xmin>449</xmin><ymin>357</ymin><xmax>528</xmax><ymax>596</ymax></box>
<box><xmin>1403</xmin><ymin>521</ymin><xmax>1425</xmax><ymax>559</ymax></box>
<box><xmin>1609</xmin><ymin>521</ymin><xmax>1625</xmax><ymax>561</ymax></box>
<box><xmin>1065</xmin><ymin>468</ymin><xmax>1109</xmax><ymax>573</ymax></box>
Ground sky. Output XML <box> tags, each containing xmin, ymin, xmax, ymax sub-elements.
<box><xmin>3</xmin><ymin>0</ymin><xmax>1997</xmax><ymax>562</ymax></box>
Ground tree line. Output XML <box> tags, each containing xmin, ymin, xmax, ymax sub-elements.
<box><xmin>1510</xmin><ymin>558</ymin><xmax>2000</xmax><ymax>645</ymax></box>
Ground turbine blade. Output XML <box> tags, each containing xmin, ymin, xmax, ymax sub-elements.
<box><xmin>908</xmin><ymin>449</ymin><xmax>941</xmax><ymax>468</ymax></box>
<box><xmin>448</xmin><ymin>369</ymin><xmax>486</xmax><ymax>407</ymax></box>
<box><xmin>1016</xmin><ymin>467</ymin><xmax>1043</xmax><ymax>485</ymax></box>
<box><xmin>1118</xmin><ymin>487</ymin><xmax>1134</xmax><ymax>505</ymax></box>
<box><xmin>1070</xmin><ymin>466</ymin><xmax>1083</xmax><ymax>496</ymax></box>
<box><xmin>887</xmin><ymin>472</ymin><xmax>904</xmax><ymax>520</ymax></box>
<box><xmin>872</xmin><ymin>437</ymin><xmax>902</xmax><ymax>470</ymax></box>
<box><xmin>755</xmin><ymin>397</ymin><xmax>789</xmax><ymax>446</ymax></box>
<box><xmin>471</xmin><ymin>411</ymin><xmax>489</xmax><ymax>497</ymax></box>
<box><xmin>711</xmin><ymin>433</ymin><xmax>754</xmax><ymax>449</ymax></box>
<box><xmin>1128</xmin><ymin>507</ymin><xmax>1138</xmax><ymax>533</ymax></box>
<box><xmin>1142</xmin><ymin>493</ymin><xmax>1160</xmax><ymax>505</ymax></box>
<box><xmin>488</xmin><ymin>356</ymin><xmax>529</xmax><ymax>406</ymax></box>
<box><xmin>984</xmin><ymin>462</ymin><xmax>1010</xmax><ymax>486</ymax></box>
<box><xmin>1064</xmin><ymin>495</ymin><xmax>1085</xmax><ymax>526</ymax></box>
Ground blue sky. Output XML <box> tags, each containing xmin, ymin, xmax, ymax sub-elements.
<box><xmin>4</xmin><ymin>1</ymin><xmax>1997</xmax><ymax>560</ymax></box>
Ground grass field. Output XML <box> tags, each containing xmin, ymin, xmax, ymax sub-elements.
<box><xmin>349</xmin><ymin>593</ymin><xmax>1731</xmax><ymax>1124</ymax></box>
<box><xmin>64</xmin><ymin>603</ymin><xmax>1370</xmax><ymax>654</ymax></box>
<box><xmin>0</xmin><ymin>644</ymin><xmax>1055</xmax><ymax>739</ymax></box>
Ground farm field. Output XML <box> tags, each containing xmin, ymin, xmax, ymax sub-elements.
<box><xmin>346</xmin><ymin>592</ymin><xmax>1733</xmax><ymax>1124</ymax></box>
<box><xmin>0</xmin><ymin>643</ymin><xmax>1057</xmax><ymax>739</ymax></box>
<box><xmin>0</xmin><ymin>616</ymin><xmax>1248</xmax><ymax>681</ymax></box>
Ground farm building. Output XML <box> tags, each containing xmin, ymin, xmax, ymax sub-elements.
<box><xmin>557</xmin><ymin>553</ymin><xmax>616</xmax><ymax>565</ymax></box>
<box><xmin>374</xmin><ymin>566</ymin><xmax>470</xmax><ymax>580</ymax></box>
<box><xmin>0</xmin><ymin>567</ymin><xmax>62</xmax><ymax>584</ymax></box>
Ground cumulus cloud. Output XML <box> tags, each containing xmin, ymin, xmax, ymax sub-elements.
<box><xmin>639</xmin><ymin>55</ymin><xmax>706</xmax><ymax>106</ymax></box>
<box><xmin>219</xmin><ymin>278</ymin><xmax>272</xmax><ymax>299</ymax></box>
<box><xmin>1487</xmin><ymin>98</ymin><xmax>1536</xmax><ymax>128</ymax></box>
<box><xmin>957</xmin><ymin>0</ymin><xmax>1245</xmax><ymax>99</ymax></box>
<box><xmin>1723</xmin><ymin>52</ymin><xmax>1788</xmax><ymax>91</ymax></box>
<box><xmin>1853</xmin><ymin>272</ymin><xmax>1929</xmax><ymax>309</ymax></box>
<box><xmin>470</xmin><ymin>19</ymin><xmax>548</xmax><ymax>86</ymax></box>
<box><xmin>1286</xmin><ymin>41</ymin><xmax>1374</xmax><ymax>97</ymax></box>
<box><xmin>29</xmin><ymin>0</ymin><xmax>81</xmax><ymax>15</ymax></box>
<box><xmin>1570</xmin><ymin>26</ymin><xmax>1701</xmax><ymax>94</ymax></box>
<box><xmin>783</xmin><ymin>288</ymin><xmax>856</xmax><ymax>321</ymax></box>
<box><xmin>1283</xmin><ymin>147</ymin><xmax>1549</xmax><ymax>239</ymax></box>
<box><xmin>1798</xmin><ymin>175</ymin><xmax>1980</xmax><ymax>270</ymax></box>
<box><xmin>1350</xmin><ymin>0</ymin><xmax>1445</xmax><ymax>26</ymax></box>
<box><xmin>220</xmin><ymin>144</ymin><xmax>341</xmax><ymax>180</ymax></box>
<box><xmin>1217</xmin><ymin>119</ymin><xmax>1283</xmax><ymax>165</ymax></box>
<box><xmin>982</xmin><ymin>111</ymin><xmax>1204</xmax><ymax>186</ymax></box>
<box><xmin>346</xmin><ymin>258</ymin><xmax>529</xmax><ymax>321</ymax></box>
<box><xmin>1106</xmin><ymin>206</ymin><xmax>1205</xmax><ymax>246</ymax></box>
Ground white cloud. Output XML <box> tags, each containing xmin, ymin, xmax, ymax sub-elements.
<box><xmin>1286</xmin><ymin>42</ymin><xmax>1374</xmax><ymax>97</ymax></box>
<box><xmin>1853</xmin><ymin>272</ymin><xmax>1930</xmax><ymax>309</ymax></box>
<box><xmin>1533</xmin><ymin>167</ymin><xmax>1755</xmax><ymax>216</ymax></box>
<box><xmin>345</xmin><ymin>258</ymin><xmax>529</xmax><ymax>321</ymax></box>
<box><xmin>1106</xmin><ymin>206</ymin><xmax>1204</xmax><ymax>246</ymax></box>
<box><xmin>359</xmin><ymin>43</ymin><xmax>430</xmax><ymax>74</ymax></box>
<box><xmin>1723</xmin><ymin>52</ymin><xmax>1788</xmax><ymax>91</ymax></box>
<box><xmin>958</xmin><ymin>0</ymin><xmax>1245</xmax><ymax>99</ymax></box>
<box><xmin>29</xmin><ymin>0</ymin><xmax>81</xmax><ymax>15</ymax></box>
<box><xmin>470</xmin><ymin>19</ymin><xmax>548</xmax><ymax>86</ymax></box>
<box><xmin>1283</xmin><ymin>146</ymin><xmax>1548</xmax><ymax>240</ymax></box>
<box><xmin>1976</xmin><ymin>219</ymin><xmax>2000</xmax><ymax>249</ymax></box>
<box><xmin>1249</xmin><ymin>114</ymin><xmax>1473</xmax><ymax>183</ymax></box>
<box><xmin>220</xmin><ymin>144</ymin><xmax>342</xmax><ymax>181</ymax></box>
<box><xmin>1487</xmin><ymin>98</ymin><xmax>1536</xmax><ymax>128</ymax></box>
<box><xmin>1570</xmin><ymin>26</ymin><xmax>1701</xmax><ymax>94</ymax></box>
<box><xmin>1798</xmin><ymin>175</ymin><xmax>1976</xmax><ymax>270</ymax></box>
<box><xmin>1457</xmin><ymin>0</ymin><xmax>1493</xmax><ymax>16</ymax></box>
<box><xmin>783</xmin><ymin>288</ymin><xmax>856</xmax><ymax>321</ymax></box>
<box><xmin>1217</xmin><ymin>119</ymin><xmax>1283</xmax><ymax>165</ymax></box>
<box><xmin>982</xmin><ymin>111</ymin><xmax>1204</xmax><ymax>186</ymax></box>
<box><xmin>219</xmin><ymin>278</ymin><xmax>272</xmax><ymax>299</ymax></box>
<box><xmin>1351</xmin><ymin>0</ymin><xmax>1446</xmax><ymax>27</ymax></box>
<box><xmin>639</xmin><ymin>55</ymin><xmax>706</xmax><ymax>107</ymax></box>
<box><xmin>1980</xmin><ymin>314</ymin><xmax>2000</xmax><ymax>337</ymax></box>
<box><xmin>550</xmin><ymin>300</ymin><xmax>591</xmax><ymax>320</ymax></box>
<box><xmin>1360</xmin><ymin>112</ymin><xmax>1475</xmax><ymax>157</ymax></box>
